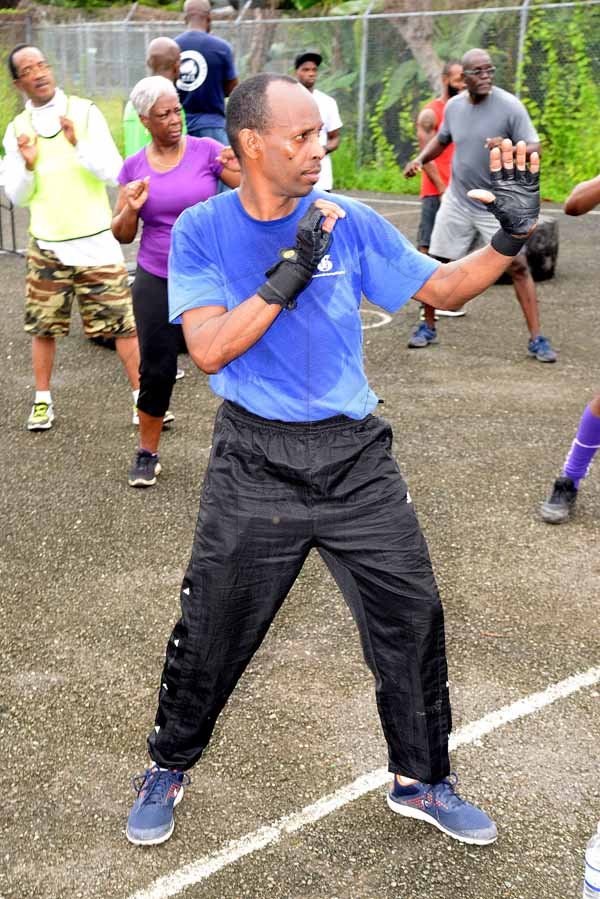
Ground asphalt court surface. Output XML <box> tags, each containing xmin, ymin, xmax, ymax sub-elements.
<box><xmin>1</xmin><ymin>193</ymin><xmax>600</xmax><ymax>899</ymax></box>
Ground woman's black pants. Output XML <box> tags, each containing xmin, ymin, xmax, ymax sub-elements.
<box><xmin>132</xmin><ymin>264</ymin><xmax>181</xmax><ymax>418</ymax></box>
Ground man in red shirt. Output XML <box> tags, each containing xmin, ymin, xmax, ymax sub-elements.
<box><xmin>409</xmin><ymin>60</ymin><xmax>465</xmax><ymax>348</ymax></box>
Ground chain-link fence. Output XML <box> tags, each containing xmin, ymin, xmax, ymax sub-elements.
<box><xmin>30</xmin><ymin>0</ymin><xmax>600</xmax><ymax>170</ymax></box>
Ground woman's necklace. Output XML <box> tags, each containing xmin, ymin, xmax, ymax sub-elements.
<box><xmin>149</xmin><ymin>138</ymin><xmax>184</xmax><ymax>171</ymax></box>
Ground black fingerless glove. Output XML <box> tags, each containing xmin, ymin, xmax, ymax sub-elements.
<box><xmin>488</xmin><ymin>163</ymin><xmax>540</xmax><ymax>257</ymax></box>
<box><xmin>257</xmin><ymin>203</ymin><xmax>331</xmax><ymax>310</ymax></box>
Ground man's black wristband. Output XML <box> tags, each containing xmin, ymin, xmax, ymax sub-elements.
<box><xmin>491</xmin><ymin>229</ymin><xmax>528</xmax><ymax>257</ymax></box>
<box><xmin>257</xmin><ymin>280</ymin><xmax>298</xmax><ymax>311</ymax></box>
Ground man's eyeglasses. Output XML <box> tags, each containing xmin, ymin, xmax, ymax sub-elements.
<box><xmin>17</xmin><ymin>60</ymin><xmax>50</xmax><ymax>79</ymax></box>
<box><xmin>463</xmin><ymin>66</ymin><xmax>496</xmax><ymax>77</ymax></box>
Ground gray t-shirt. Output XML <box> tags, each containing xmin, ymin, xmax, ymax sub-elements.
<box><xmin>438</xmin><ymin>86</ymin><xmax>539</xmax><ymax>211</ymax></box>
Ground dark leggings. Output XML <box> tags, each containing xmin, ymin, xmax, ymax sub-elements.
<box><xmin>132</xmin><ymin>265</ymin><xmax>181</xmax><ymax>418</ymax></box>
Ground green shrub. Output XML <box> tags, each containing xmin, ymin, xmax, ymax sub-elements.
<box><xmin>0</xmin><ymin>67</ymin><xmax>21</xmax><ymax>150</ymax></box>
<box><xmin>509</xmin><ymin>5</ymin><xmax>599</xmax><ymax>202</ymax></box>
<box><xmin>93</xmin><ymin>95</ymin><xmax>126</xmax><ymax>156</ymax></box>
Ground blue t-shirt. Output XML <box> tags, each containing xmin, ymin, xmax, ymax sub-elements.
<box><xmin>175</xmin><ymin>30</ymin><xmax>237</xmax><ymax>130</ymax></box>
<box><xmin>168</xmin><ymin>191</ymin><xmax>438</xmax><ymax>422</ymax></box>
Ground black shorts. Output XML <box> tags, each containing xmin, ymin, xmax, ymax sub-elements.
<box><xmin>417</xmin><ymin>195</ymin><xmax>442</xmax><ymax>250</ymax></box>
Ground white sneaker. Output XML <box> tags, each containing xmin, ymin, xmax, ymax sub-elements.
<box><xmin>175</xmin><ymin>368</ymin><xmax>185</xmax><ymax>381</ymax></box>
<box><xmin>27</xmin><ymin>401</ymin><xmax>54</xmax><ymax>431</ymax></box>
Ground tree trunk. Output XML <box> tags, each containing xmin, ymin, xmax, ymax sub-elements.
<box><xmin>248</xmin><ymin>7</ymin><xmax>279</xmax><ymax>76</ymax></box>
<box><xmin>382</xmin><ymin>0</ymin><xmax>442</xmax><ymax>93</ymax></box>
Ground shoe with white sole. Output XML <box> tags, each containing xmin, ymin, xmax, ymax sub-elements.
<box><xmin>128</xmin><ymin>449</ymin><xmax>161</xmax><ymax>487</ymax></box>
<box><xmin>127</xmin><ymin>765</ymin><xmax>190</xmax><ymax>845</ymax></box>
<box><xmin>27</xmin><ymin>401</ymin><xmax>54</xmax><ymax>431</ymax></box>
<box><xmin>387</xmin><ymin>773</ymin><xmax>497</xmax><ymax>845</ymax></box>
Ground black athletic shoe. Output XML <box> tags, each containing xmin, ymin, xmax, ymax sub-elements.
<box><xmin>540</xmin><ymin>476</ymin><xmax>577</xmax><ymax>523</ymax></box>
<box><xmin>128</xmin><ymin>450</ymin><xmax>161</xmax><ymax>488</ymax></box>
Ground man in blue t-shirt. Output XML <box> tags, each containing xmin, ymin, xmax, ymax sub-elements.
<box><xmin>175</xmin><ymin>0</ymin><xmax>238</xmax><ymax>144</ymax></box>
<box><xmin>126</xmin><ymin>73</ymin><xmax>542</xmax><ymax>849</ymax></box>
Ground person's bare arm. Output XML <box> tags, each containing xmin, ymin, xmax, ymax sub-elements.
<box><xmin>224</xmin><ymin>77</ymin><xmax>238</xmax><ymax>97</ymax></box>
<box><xmin>415</xmin><ymin>139</ymin><xmax>540</xmax><ymax>310</ymax></box>
<box><xmin>324</xmin><ymin>128</ymin><xmax>341</xmax><ymax>155</ymax></box>
<box><xmin>416</xmin><ymin>107</ymin><xmax>445</xmax><ymax>194</ymax></box>
<box><xmin>182</xmin><ymin>299</ymin><xmax>280</xmax><ymax>373</ymax></box>
<box><xmin>111</xmin><ymin>177</ymin><xmax>149</xmax><ymax>243</ymax></box>
<box><xmin>416</xmin><ymin>243</ymin><xmax>520</xmax><ymax>310</ymax></box>
<box><xmin>403</xmin><ymin>134</ymin><xmax>446</xmax><ymax>178</ymax></box>
<box><xmin>216</xmin><ymin>146</ymin><xmax>241</xmax><ymax>189</ymax></box>
<box><xmin>182</xmin><ymin>199</ymin><xmax>346</xmax><ymax>374</ymax></box>
<box><xmin>564</xmin><ymin>174</ymin><xmax>600</xmax><ymax>216</ymax></box>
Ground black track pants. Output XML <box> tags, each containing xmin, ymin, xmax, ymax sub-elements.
<box><xmin>148</xmin><ymin>401</ymin><xmax>452</xmax><ymax>783</ymax></box>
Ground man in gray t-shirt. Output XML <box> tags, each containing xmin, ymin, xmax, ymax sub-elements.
<box><xmin>404</xmin><ymin>48</ymin><xmax>556</xmax><ymax>363</ymax></box>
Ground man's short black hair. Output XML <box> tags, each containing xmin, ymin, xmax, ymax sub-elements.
<box><xmin>226</xmin><ymin>73</ymin><xmax>298</xmax><ymax>157</ymax></box>
<box><xmin>442</xmin><ymin>58</ymin><xmax>462</xmax><ymax>77</ymax></box>
<box><xmin>7</xmin><ymin>43</ymin><xmax>35</xmax><ymax>80</ymax></box>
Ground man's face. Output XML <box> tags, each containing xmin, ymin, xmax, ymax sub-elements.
<box><xmin>256</xmin><ymin>82</ymin><xmax>325</xmax><ymax>197</ymax></box>
<box><xmin>462</xmin><ymin>52</ymin><xmax>495</xmax><ymax>98</ymax></box>
<box><xmin>13</xmin><ymin>47</ymin><xmax>55</xmax><ymax>105</ymax></box>
<box><xmin>295</xmin><ymin>61</ymin><xmax>319</xmax><ymax>91</ymax></box>
<box><xmin>445</xmin><ymin>64</ymin><xmax>465</xmax><ymax>98</ymax></box>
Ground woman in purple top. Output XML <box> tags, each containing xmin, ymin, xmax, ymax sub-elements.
<box><xmin>112</xmin><ymin>75</ymin><xmax>240</xmax><ymax>487</ymax></box>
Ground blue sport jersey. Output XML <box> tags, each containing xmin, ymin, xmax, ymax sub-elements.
<box><xmin>168</xmin><ymin>191</ymin><xmax>439</xmax><ymax>421</ymax></box>
<box><xmin>175</xmin><ymin>31</ymin><xmax>237</xmax><ymax>130</ymax></box>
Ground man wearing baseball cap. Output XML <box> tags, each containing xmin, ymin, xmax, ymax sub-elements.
<box><xmin>294</xmin><ymin>50</ymin><xmax>342</xmax><ymax>192</ymax></box>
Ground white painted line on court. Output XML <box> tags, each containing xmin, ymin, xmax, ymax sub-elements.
<box><xmin>354</xmin><ymin>196</ymin><xmax>600</xmax><ymax>216</ymax></box>
<box><xmin>361</xmin><ymin>309</ymin><xmax>393</xmax><ymax>330</ymax></box>
<box><xmin>349</xmin><ymin>194</ymin><xmax>600</xmax><ymax>218</ymax></box>
<box><xmin>127</xmin><ymin>665</ymin><xmax>600</xmax><ymax>899</ymax></box>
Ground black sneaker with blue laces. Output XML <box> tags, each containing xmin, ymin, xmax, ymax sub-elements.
<box><xmin>387</xmin><ymin>773</ymin><xmax>497</xmax><ymax>845</ymax></box>
<box><xmin>127</xmin><ymin>765</ymin><xmax>190</xmax><ymax>845</ymax></box>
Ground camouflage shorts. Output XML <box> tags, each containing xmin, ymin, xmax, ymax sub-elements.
<box><xmin>25</xmin><ymin>240</ymin><xmax>136</xmax><ymax>338</ymax></box>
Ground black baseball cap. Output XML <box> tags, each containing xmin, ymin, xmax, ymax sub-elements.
<box><xmin>294</xmin><ymin>50</ymin><xmax>322</xmax><ymax>69</ymax></box>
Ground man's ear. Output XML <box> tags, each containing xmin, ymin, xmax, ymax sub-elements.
<box><xmin>238</xmin><ymin>128</ymin><xmax>262</xmax><ymax>160</ymax></box>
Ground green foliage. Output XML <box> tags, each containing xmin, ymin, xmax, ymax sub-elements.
<box><xmin>94</xmin><ymin>95</ymin><xmax>126</xmax><ymax>156</ymax></box>
<box><xmin>333</xmin><ymin>134</ymin><xmax>420</xmax><ymax>193</ymax></box>
<box><xmin>0</xmin><ymin>68</ymin><xmax>21</xmax><ymax>152</ymax></box>
<box><xmin>520</xmin><ymin>5</ymin><xmax>600</xmax><ymax>202</ymax></box>
<box><xmin>336</xmin><ymin>69</ymin><xmax>419</xmax><ymax>192</ymax></box>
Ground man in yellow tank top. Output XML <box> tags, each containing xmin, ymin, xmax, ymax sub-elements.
<box><xmin>2</xmin><ymin>44</ymin><xmax>140</xmax><ymax>431</ymax></box>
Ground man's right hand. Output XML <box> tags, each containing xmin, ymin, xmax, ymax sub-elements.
<box><xmin>17</xmin><ymin>133</ymin><xmax>37</xmax><ymax>171</ymax></box>
<box><xmin>403</xmin><ymin>158</ymin><xmax>422</xmax><ymax>178</ymax></box>
<box><xmin>125</xmin><ymin>176</ymin><xmax>150</xmax><ymax>212</ymax></box>
<box><xmin>257</xmin><ymin>200</ymin><xmax>345</xmax><ymax>310</ymax></box>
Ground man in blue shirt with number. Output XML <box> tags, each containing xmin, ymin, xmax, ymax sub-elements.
<box><xmin>126</xmin><ymin>73</ymin><xmax>541</xmax><ymax>849</ymax></box>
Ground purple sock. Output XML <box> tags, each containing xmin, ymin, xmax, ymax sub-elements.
<box><xmin>562</xmin><ymin>404</ymin><xmax>600</xmax><ymax>488</ymax></box>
